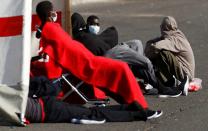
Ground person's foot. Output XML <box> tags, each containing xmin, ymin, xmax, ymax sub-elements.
<box><xmin>144</xmin><ymin>84</ymin><xmax>158</xmax><ymax>95</ymax></box>
<box><xmin>71</xmin><ymin>118</ymin><xmax>106</xmax><ymax>124</ymax></box>
<box><xmin>179</xmin><ymin>76</ymin><xmax>189</xmax><ymax>96</ymax></box>
<box><xmin>173</xmin><ymin>75</ymin><xmax>181</xmax><ymax>87</ymax></box>
<box><xmin>146</xmin><ymin>110</ymin><xmax>163</xmax><ymax>120</ymax></box>
<box><xmin>159</xmin><ymin>89</ymin><xmax>182</xmax><ymax>98</ymax></box>
<box><xmin>126</xmin><ymin>101</ymin><xmax>145</xmax><ymax>111</ymax></box>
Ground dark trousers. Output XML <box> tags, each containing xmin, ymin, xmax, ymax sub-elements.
<box><xmin>131</xmin><ymin>65</ymin><xmax>158</xmax><ymax>89</ymax></box>
<box><xmin>152</xmin><ymin>50</ymin><xmax>184</xmax><ymax>92</ymax></box>
<box><xmin>42</xmin><ymin>97</ymin><xmax>147</xmax><ymax>123</ymax></box>
<box><xmin>27</xmin><ymin>76</ymin><xmax>147</xmax><ymax>123</ymax></box>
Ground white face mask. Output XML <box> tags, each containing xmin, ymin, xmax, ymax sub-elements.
<box><xmin>89</xmin><ymin>25</ymin><xmax>100</xmax><ymax>35</ymax></box>
<box><xmin>51</xmin><ymin>12</ymin><xmax>57</xmax><ymax>22</ymax></box>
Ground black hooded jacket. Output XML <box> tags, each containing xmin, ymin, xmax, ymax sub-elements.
<box><xmin>71</xmin><ymin>13</ymin><xmax>118</xmax><ymax>56</ymax></box>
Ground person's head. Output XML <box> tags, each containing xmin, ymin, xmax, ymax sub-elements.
<box><xmin>87</xmin><ymin>15</ymin><xmax>100</xmax><ymax>35</ymax></box>
<box><xmin>71</xmin><ymin>12</ymin><xmax>87</xmax><ymax>36</ymax></box>
<box><xmin>160</xmin><ymin>16</ymin><xmax>178</xmax><ymax>33</ymax></box>
<box><xmin>36</xmin><ymin>1</ymin><xmax>57</xmax><ymax>23</ymax></box>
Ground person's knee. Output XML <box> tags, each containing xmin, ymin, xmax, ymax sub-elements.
<box><xmin>159</xmin><ymin>50</ymin><xmax>172</xmax><ymax>57</ymax></box>
<box><xmin>129</xmin><ymin>39</ymin><xmax>143</xmax><ymax>48</ymax></box>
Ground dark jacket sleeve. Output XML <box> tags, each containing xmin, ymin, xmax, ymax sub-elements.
<box><xmin>76</xmin><ymin>32</ymin><xmax>111</xmax><ymax>56</ymax></box>
<box><xmin>99</xmin><ymin>26</ymin><xmax>118</xmax><ymax>48</ymax></box>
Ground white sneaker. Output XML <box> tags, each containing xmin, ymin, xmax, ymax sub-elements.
<box><xmin>71</xmin><ymin>118</ymin><xmax>106</xmax><ymax>124</ymax></box>
<box><xmin>145</xmin><ymin>84</ymin><xmax>153</xmax><ymax>90</ymax></box>
<box><xmin>173</xmin><ymin>75</ymin><xmax>181</xmax><ymax>86</ymax></box>
<box><xmin>147</xmin><ymin>110</ymin><xmax>163</xmax><ymax>120</ymax></box>
<box><xmin>179</xmin><ymin>76</ymin><xmax>189</xmax><ymax>96</ymax></box>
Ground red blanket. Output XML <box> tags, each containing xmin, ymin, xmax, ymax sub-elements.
<box><xmin>40</xmin><ymin>22</ymin><xmax>148</xmax><ymax>108</ymax></box>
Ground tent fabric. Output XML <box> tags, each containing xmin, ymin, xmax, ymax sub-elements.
<box><xmin>0</xmin><ymin>0</ymin><xmax>66</xmax><ymax>125</ymax></box>
<box><xmin>0</xmin><ymin>0</ymin><xmax>31</xmax><ymax>125</ymax></box>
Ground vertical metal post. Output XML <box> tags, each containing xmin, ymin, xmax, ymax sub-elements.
<box><xmin>65</xmin><ymin>0</ymin><xmax>72</xmax><ymax>35</ymax></box>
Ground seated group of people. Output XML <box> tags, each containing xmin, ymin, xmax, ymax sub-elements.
<box><xmin>71</xmin><ymin>12</ymin><xmax>195</xmax><ymax>97</ymax></box>
<box><xmin>27</xmin><ymin>1</ymin><xmax>196</xmax><ymax>124</ymax></box>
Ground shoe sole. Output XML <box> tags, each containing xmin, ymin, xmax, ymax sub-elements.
<box><xmin>71</xmin><ymin>118</ymin><xmax>106</xmax><ymax>124</ymax></box>
<box><xmin>147</xmin><ymin>111</ymin><xmax>163</xmax><ymax>119</ymax></box>
<box><xmin>159</xmin><ymin>91</ymin><xmax>182</xmax><ymax>98</ymax></box>
<box><xmin>147</xmin><ymin>111</ymin><xmax>157</xmax><ymax>119</ymax></box>
<box><xmin>183</xmin><ymin>76</ymin><xmax>189</xmax><ymax>96</ymax></box>
<box><xmin>154</xmin><ymin>111</ymin><xmax>163</xmax><ymax>119</ymax></box>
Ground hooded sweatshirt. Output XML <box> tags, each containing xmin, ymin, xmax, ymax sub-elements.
<box><xmin>145</xmin><ymin>16</ymin><xmax>195</xmax><ymax>79</ymax></box>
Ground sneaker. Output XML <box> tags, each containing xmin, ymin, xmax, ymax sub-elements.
<box><xmin>179</xmin><ymin>76</ymin><xmax>189</xmax><ymax>96</ymax></box>
<box><xmin>146</xmin><ymin>110</ymin><xmax>163</xmax><ymax>120</ymax></box>
<box><xmin>144</xmin><ymin>84</ymin><xmax>158</xmax><ymax>95</ymax></box>
<box><xmin>145</xmin><ymin>83</ymin><xmax>153</xmax><ymax>90</ymax></box>
<box><xmin>173</xmin><ymin>75</ymin><xmax>181</xmax><ymax>87</ymax></box>
<box><xmin>71</xmin><ymin>118</ymin><xmax>106</xmax><ymax>124</ymax></box>
<box><xmin>136</xmin><ymin>77</ymin><xmax>145</xmax><ymax>83</ymax></box>
<box><xmin>159</xmin><ymin>90</ymin><xmax>182</xmax><ymax>98</ymax></box>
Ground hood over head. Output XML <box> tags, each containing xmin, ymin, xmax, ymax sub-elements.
<box><xmin>71</xmin><ymin>12</ymin><xmax>86</xmax><ymax>35</ymax></box>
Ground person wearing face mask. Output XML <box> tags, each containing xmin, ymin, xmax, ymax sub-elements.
<box><xmin>87</xmin><ymin>15</ymin><xmax>100</xmax><ymax>35</ymax></box>
<box><xmin>50</xmin><ymin>11</ymin><xmax>57</xmax><ymax>22</ymax></box>
<box><xmin>72</xmin><ymin>13</ymin><xmax>117</xmax><ymax>56</ymax></box>
<box><xmin>145</xmin><ymin>16</ymin><xmax>195</xmax><ymax>98</ymax></box>
<box><xmin>86</xmin><ymin>15</ymin><xmax>118</xmax><ymax>48</ymax></box>
<box><xmin>35</xmin><ymin>10</ymin><xmax>57</xmax><ymax>39</ymax></box>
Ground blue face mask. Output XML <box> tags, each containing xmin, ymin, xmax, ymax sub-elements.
<box><xmin>88</xmin><ymin>25</ymin><xmax>100</xmax><ymax>35</ymax></box>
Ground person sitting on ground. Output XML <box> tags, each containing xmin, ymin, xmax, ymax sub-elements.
<box><xmin>25</xmin><ymin>76</ymin><xmax>162</xmax><ymax>124</ymax></box>
<box><xmin>87</xmin><ymin>14</ymin><xmax>120</xmax><ymax>50</ymax></box>
<box><xmin>86</xmin><ymin>15</ymin><xmax>100</xmax><ymax>35</ymax></box>
<box><xmin>25</xmin><ymin>96</ymin><xmax>149</xmax><ymax>124</ymax></box>
<box><xmin>80</xmin><ymin>14</ymin><xmax>159</xmax><ymax>94</ymax></box>
<box><xmin>145</xmin><ymin>16</ymin><xmax>195</xmax><ymax>98</ymax></box>
<box><xmin>72</xmin><ymin>13</ymin><xmax>117</xmax><ymax>56</ymax></box>
<box><xmin>33</xmin><ymin>0</ymin><xmax>162</xmax><ymax>118</ymax></box>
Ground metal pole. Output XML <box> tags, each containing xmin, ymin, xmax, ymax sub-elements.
<box><xmin>61</xmin><ymin>75</ymin><xmax>88</xmax><ymax>103</ymax></box>
<box><xmin>65</xmin><ymin>0</ymin><xmax>72</xmax><ymax>35</ymax></box>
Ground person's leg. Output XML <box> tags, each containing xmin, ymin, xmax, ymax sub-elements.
<box><xmin>154</xmin><ymin>50</ymin><xmax>184</xmax><ymax>87</ymax></box>
<box><xmin>92</xmin><ymin>104</ymin><xmax>147</xmax><ymax>122</ymax></box>
<box><xmin>105</xmin><ymin>43</ymin><xmax>158</xmax><ymax>89</ymax></box>
<box><xmin>122</xmin><ymin>39</ymin><xmax>144</xmax><ymax>55</ymax></box>
<box><xmin>25</xmin><ymin>97</ymin><xmax>162</xmax><ymax>123</ymax></box>
<box><xmin>131</xmin><ymin>60</ymin><xmax>158</xmax><ymax>89</ymax></box>
<box><xmin>42</xmin><ymin>97</ymin><xmax>148</xmax><ymax>123</ymax></box>
<box><xmin>95</xmin><ymin>58</ymin><xmax>148</xmax><ymax>109</ymax></box>
<box><xmin>43</xmin><ymin>97</ymin><xmax>101</xmax><ymax>123</ymax></box>
<box><xmin>25</xmin><ymin>98</ymin><xmax>43</xmax><ymax>123</ymax></box>
<box><xmin>152</xmin><ymin>50</ymin><xmax>187</xmax><ymax>97</ymax></box>
<box><xmin>105</xmin><ymin>43</ymin><xmax>149</xmax><ymax>68</ymax></box>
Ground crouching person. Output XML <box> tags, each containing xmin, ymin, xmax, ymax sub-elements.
<box><xmin>145</xmin><ymin>16</ymin><xmax>195</xmax><ymax>98</ymax></box>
